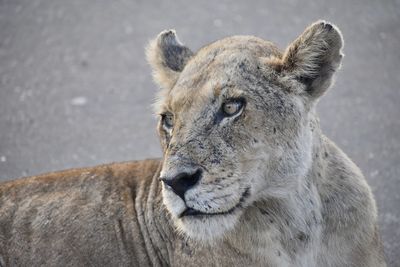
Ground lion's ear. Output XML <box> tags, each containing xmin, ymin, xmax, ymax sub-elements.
<box><xmin>146</xmin><ymin>30</ymin><xmax>193</xmax><ymax>90</ymax></box>
<box><xmin>278</xmin><ymin>21</ymin><xmax>344</xmax><ymax>99</ymax></box>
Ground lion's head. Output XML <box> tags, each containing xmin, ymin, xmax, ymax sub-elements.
<box><xmin>147</xmin><ymin>21</ymin><xmax>343</xmax><ymax>241</ymax></box>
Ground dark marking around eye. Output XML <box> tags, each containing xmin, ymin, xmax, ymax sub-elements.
<box><xmin>213</xmin><ymin>110</ymin><xmax>225</xmax><ymax>125</ymax></box>
<box><xmin>213</xmin><ymin>98</ymin><xmax>245</xmax><ymax>125</ymax></box>
<box><xmin>162</xmin><ymin>113</ymin><xmax>174</xmax><ymax>129</ymax></box>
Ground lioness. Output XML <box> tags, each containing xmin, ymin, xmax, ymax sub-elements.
<box><xmin>0</xmin><ymin>21</ymin><xmax>385</xmax><ymax>266</ymax></box>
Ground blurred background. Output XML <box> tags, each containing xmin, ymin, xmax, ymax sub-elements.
<box><xmin>0</xmin><ymin>0</ymin><xmax>399</xmax><ymax>265</ymax></box>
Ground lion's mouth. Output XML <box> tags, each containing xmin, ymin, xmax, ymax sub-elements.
<box><xmin>179</xmin><ymin>188</ymin><xmax>250</xmax><ymax>218</ymax></box>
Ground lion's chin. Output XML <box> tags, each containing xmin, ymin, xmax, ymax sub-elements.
<box><xmin>175</xmin><ymin>211</ymin><xmax>241</xmax><ymax>242</ymax></box>
<box><xmin>162</xmin><ymin>187</ymin><xmax>250</xmax><ymax>242</ymax></box>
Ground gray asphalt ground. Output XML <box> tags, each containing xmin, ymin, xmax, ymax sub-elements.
<box><xmin>0</xmin><ymin>0</ymin><xmax>399</xmax><ymax>265</ymax></box>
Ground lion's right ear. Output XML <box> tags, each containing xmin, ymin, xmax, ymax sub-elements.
<box><xmin>146</xmin><ymin>30</ymin><xmax>193</xmax><ymax>90</ymax></box>
<box><xmin>269</xmin><ymin>21</ymin><xmax>343</xmax><ymax>100</ymax></box>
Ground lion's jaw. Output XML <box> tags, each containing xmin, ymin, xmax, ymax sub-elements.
<box><xmin>162</xmin><ymin>186</ymin><xmax>247</xmax><ymax>241</ymax></box>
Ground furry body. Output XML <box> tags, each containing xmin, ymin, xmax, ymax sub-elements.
<box><xmin>0</xmin><ymin>21</ymin><xmax>385</xmax><ymax>266</ymax></box>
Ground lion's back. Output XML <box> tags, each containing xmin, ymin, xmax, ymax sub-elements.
<box><xmin>0</xmin><ymin>159</ymin><xmax>161</xmax><ymax>266</ymax></box>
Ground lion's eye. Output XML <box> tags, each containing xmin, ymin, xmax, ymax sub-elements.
<box><xmin>222</xmin><ymin>99</ymin><xmax>244</xmax><ymax>117</ymax></box>
<box><xmin>162</xmin><ymin>113</ymin><xmax>174</xmax><ymax>131</ymax></box>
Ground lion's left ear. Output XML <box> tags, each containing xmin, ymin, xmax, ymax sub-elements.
<box><xmin>272</xmin><ymin>21</ymin><xmax>344</xmax><ymax>99</ymax></box>
<box><xmin>146</xmin><ymin>30</ymin><xmax>193</xmax><ymax>90</ymax></box>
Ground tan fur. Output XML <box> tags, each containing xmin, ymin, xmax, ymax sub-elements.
<box><xmin>0</xmin><ymin>160</ymin><xmax>167</xmax><ymax>266</ymax></box>
<box><xmin>0</xmin><ymin>21</ymin><xmax>386</xmax><ymax>266</ymax></box>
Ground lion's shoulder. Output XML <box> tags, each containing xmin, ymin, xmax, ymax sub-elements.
<box><xmin>0</xmin><ymin>158</ymin><xmax>162</xmax><ymax>205</ymax></box>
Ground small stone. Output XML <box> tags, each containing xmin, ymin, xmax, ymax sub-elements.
<box><xmin>213</xmin><ymin>19</ymin><xmax>222</xmax><ymax>27</ymax></box>
<box><xmin>370</xmin><ymin>170</ymin><xmax>379</xmax><ymax>177</ymax></box>
<box><xmin>71</xmin><ymin>96</ymin><xmax>87</xmax><ymax>106</ymax></box>
<box><xmin>0</xmin><ymin>156</ymin><xmax>6</xmax><ymax>162</ymax></box>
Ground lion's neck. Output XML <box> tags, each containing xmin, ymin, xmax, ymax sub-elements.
<box><xmin>135</xmin><ymin>163</ymin><xmax>175</xmax><ymax>266</ymax></box>
<box><xmin>224</xmin><ymin>191</ymin><xmax>322</xmax><ymax>264</ymax></box>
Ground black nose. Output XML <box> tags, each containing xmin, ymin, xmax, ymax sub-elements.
<box><xmin>161</xmin><ymin>169</ymin><xmax>202</xmax><ymax>200</ymax></box>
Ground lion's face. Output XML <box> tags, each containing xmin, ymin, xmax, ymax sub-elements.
<box><xmin>147</xmin><ymin>22</ymin><xmax>343</xmax><ymax>241</ymax></box>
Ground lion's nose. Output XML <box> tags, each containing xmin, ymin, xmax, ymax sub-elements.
<box><xmin>160</xmin><ymin>169</ymin><xmax>202</xmax><ymax>200</ymax></box>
